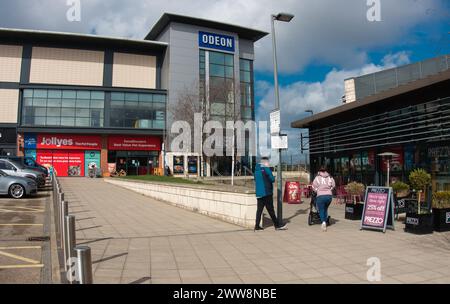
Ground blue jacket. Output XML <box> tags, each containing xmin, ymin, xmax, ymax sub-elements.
<box><xmin>254</xmin><ymin>163</ymin><xmax>275</xmax><ymax>198</ymax></box>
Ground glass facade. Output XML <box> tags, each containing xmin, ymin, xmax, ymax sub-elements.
<box><xmin>21</xmin><ymin>89</ymin><xmax>166</xmax><ymax>130</ymax></box>
<box><xmin>240</xmin><ymin>58</ymin><xmax>253</xmax><ymax>121</ymax></box>
<box><xmin>22</xmin><ymin>89</ymin><xmax>105</xmax><ymax>128</ymax></box>
<box><xmin>110</xmin><ymin>92</ymin><xmax>166</xmax><ymax>129</ymax></box>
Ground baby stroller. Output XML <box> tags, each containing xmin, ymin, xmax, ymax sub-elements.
<box><xmin>308</xmin><ymin>191</ymin><xmax>331</xmax><ymax>226</ymax></box>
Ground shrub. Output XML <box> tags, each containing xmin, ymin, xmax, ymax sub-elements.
<box><xmin>409</xmin><ymin>169</ymin><xmax>431</xmax><ymax>192</ymax></box>
<box><xmin>391</xmin><ymin>181</ymin><xmax>410</xmax><ymax>195</ymax></box>
<box><xmin>345</xmin><ymin>182</ymin><xmax>365</xmax><ymax>196</ymax></box>
<box><xmin>432</xmin><ymin>191</ymin><xmax>450</xmax><ymax>209</ymax></box>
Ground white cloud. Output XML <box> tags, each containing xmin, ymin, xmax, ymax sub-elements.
<box><xmin>256</xmin><ymin>51</ymin><xmax>411</xmax><ymax>159</ymax></box>
<box><xmin>0</xmin><ymin>0</ymin><xmax>445</xmax><ymax>73</ymax></box>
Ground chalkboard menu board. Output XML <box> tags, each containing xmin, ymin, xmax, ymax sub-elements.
<box><xmin>361</xmin><ymin>186</ymin><xmax>395</xmax><ymax>233</ymax></box>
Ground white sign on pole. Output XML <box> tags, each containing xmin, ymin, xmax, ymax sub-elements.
<box><xmin>270</xmin><ymin>110</ymin><xmax>280</xmax><ymax>135</ymax></box>
<box><xmin>271</xmin><ymin>135</ymin><xmax>288</xmax><ymax>150</ymax></box>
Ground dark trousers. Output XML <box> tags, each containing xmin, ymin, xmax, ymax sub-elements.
<box><xmin>255</xmin><ymin>195</ymin><xmax>278</xmax><ymax>228</ymax></box>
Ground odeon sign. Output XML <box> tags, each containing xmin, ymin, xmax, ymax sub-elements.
<box><xmin>199</xmin><ymin>31</ymin><xmax>235</xmax><ymax>52</ymax></box>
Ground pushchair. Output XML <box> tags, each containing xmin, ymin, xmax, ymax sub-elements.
<box><xmin>308</xmin><ymin>191</ymin><xmax>331</xmax><ymax>226</ymax></box>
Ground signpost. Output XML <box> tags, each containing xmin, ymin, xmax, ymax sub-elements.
<box><xmin>361</xmin><ymin>186</ymin><xmax>395</xmax><ymax>233</ymax></box>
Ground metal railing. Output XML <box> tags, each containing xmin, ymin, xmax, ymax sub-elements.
<box><xmin>51</xmin><ymin>172</ymin><xmax>93</xmax><ymax>284</ymax></box>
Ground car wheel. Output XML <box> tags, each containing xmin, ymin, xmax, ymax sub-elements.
<box><xmin>9</xmin><ymin>184</ymin><xmax>25</xmax><ymax>199</ymax></box>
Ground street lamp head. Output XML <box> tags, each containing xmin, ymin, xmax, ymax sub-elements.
<box><xmin>274</xmin><ymin>13</ymin><xmax>295</xmax><ymax>22</ymax></box>
<box><xmin>305</xmin><ymin>110</ymin><xmax>314</xmax><ymax>115</ymax></box>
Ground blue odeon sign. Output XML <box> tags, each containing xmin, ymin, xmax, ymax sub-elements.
<box><xmin>199</xmin><ymin>31</ymin><xmax>235</xmax><ymax>53</ymax></box>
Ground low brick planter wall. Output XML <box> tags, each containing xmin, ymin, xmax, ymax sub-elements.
<box><xmin>105</xmin><ymin>179</ymin><xmax>258</xmax><ymax>228</ymax></box>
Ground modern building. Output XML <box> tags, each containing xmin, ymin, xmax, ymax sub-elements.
<box><xmin>0</xmin><ymin>13</ymin><xmax>267</xmax><ymax>177</ymax></box>
<box><xmin>292</xmin><ymin>55</ymin><xmax>450</xmax><ymax>191</ymax></box>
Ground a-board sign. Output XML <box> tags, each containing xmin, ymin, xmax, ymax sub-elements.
<box><xmin>361</xmin><ymin>186</ymin><xmax>395</xmax><ymax>233</ymax></box>
<box><xmin>283</xmin><ymin>181</ymin><xmax>301</xmax><ymax>204</ymax></box>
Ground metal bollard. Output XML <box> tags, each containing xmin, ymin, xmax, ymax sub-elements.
<box><xmin>60</xmin><ymin>201</ymin><xmax>68</xmax><ymax>257</ymax></box>
<box><xmin>75</xmin><ymin>246</ymin><xmax>93</xmax><ymax>284</ymax></box>
<box><xmin>65</xmin><ymin>215</ymin><xmax>77</xmax><ymax>283</ymax></box>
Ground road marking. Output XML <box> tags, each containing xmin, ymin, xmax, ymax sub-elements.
<box><xmin>0</xmin><ymin>250</ymin><xmax>41</xmax><ymax>264</ymax></box>
<box><xmin>0</xmin><ymin>264</ymin><xmax>44</xmax><ymax>269</ymax></box>
<box><xmin>0</xmin><ymin>246</ymin><xmax>42</xmax><ymax>250</ymax></box>
<box><xmin>0</xmin><ymin>224</ymin><xmax>43</xmax><ymax>226</ymax></box>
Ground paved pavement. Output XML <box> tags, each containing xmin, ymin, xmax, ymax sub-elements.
<box><xmin>0</xmin><ymin>185</ymin><xmax>53</xmax><ymax>284</ymax></box>
<box><xmin>60</xmin><ymin>178</ymin><xmax>450</xmax><ymax>284</ymax></box>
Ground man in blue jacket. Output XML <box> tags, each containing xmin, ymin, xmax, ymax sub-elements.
<box><xmin>254</xmin><ymin>157</ymin><xmax>288</xmax><ymax>231</ymax></box>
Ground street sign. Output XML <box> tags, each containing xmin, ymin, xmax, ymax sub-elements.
<box><xmin>360</xmin><ymin>186</ymin><xmax>395</xmax><ymax>233</ymax></box>
<box><xmin>271</xmin><ymin>135</ymin><xmax>288</xmax><ymax>150</ymax></box>
<box><xmin>270</xmin><ymin>110</ymin><xmax>281</xmax><ymax>135</ymax></box>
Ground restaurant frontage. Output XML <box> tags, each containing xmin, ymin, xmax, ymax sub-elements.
<box><xmin>22</xmin><ymin>133</ymin><xmax>161</xmax><ymax>177</ymax></box>
<box><xmin>292</xmin><ymin>60</ymin><xmax>450</xmax><ymax>192</ymax></box>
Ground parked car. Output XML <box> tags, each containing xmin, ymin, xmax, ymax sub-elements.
<box><xmin>0</xmin><ymin>159</ymin><xmax>46</xmax><ymax>188</ymax></box>
<box><xmin>0</xmin><ymin>169</ymin><xmax>37</xmax><ymax>199</ymax></box>
<box><xmin>0</xmin><ymin>156</ymin><xmax>49</xmax><ymax>177</ymax></box>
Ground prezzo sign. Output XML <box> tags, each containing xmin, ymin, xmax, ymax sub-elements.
<box><xmin>361</xmin><ymin>186</ymin><xmax>395</xmax><ymax>233</ymax></box>
<box><xmin>199</xmin><ymin>31</ymin><xmax>235</xmax><ymax>52</ymax></box>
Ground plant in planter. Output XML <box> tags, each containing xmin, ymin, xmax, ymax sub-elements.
<box><xmin>344</xmin><ymin>182</ymin><xmax>365</xmax><ymax>220</ymax></box>
<box><xmin>405</xmin><ymin>169</ymin><xmax>433</xmax><ymax>234</ymax></box>
<box><xmin>432</xmin><ymin>191</ymin><xmax>450</xmax><ymax>232</ymax></box>
<box><xmin>391</xmin><ymin>181</ymin><xmax>410</xmax><ymax>198</ymax></box>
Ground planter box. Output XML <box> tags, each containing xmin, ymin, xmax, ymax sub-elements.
<box><xmin>432</xmin><ymin>208</ymin><xmax>450</xmax><ymax>232</ymax></box>
<box><xmin>345</xmin><ymin>203</ymin><xmax>364</xmax><ymax>221</ymax></box>
<box><xmin>404</xmin><ymin>213</ymin><xmax>434</xmax><ymax>234</ymax></box>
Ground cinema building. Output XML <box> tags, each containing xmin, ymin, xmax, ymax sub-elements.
<box><xmin>292</xmin><ymin>55</ymin><xmax>450</xmax><ymax>192</ymax></box>
<box><xmin>0</xmin><ymin>13</ymin><xmax>266</xmax><ymax>177</ymax></box>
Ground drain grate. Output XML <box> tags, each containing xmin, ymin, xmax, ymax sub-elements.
<box><xmin>27</xmin><ymin>236</ymin><xmax>50</xmax><ymax>242</ymax></box>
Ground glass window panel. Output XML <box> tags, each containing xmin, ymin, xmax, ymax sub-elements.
<box><xmin>199</xmin><ymin>62</ymin><xmax>205</xmax><ymax>70</ymax></box>
<box><xmin>47</xmin><ymin>99</ymin><xmax>62</xmax><ymax>108</ymax></box>
<box><xmin>225</xmin><ymin>54</ymin><xmax>234</xmax><ymax>67</ymax></box>
<box><xmin>47</xmin><ymin>108</ymin><xmax>61</xmax><ymax>117</ymax></box>
<box><xmin>91</xmin><ymin>91</ymin><xmax>105</xmax><ymax>100</ymax></box>
<box><xmin>34</xmin><ymin>90</ymin><xmax>47</xmax><ymax>98</ymax></box>
<box><xmin>154</xmin><ymin>95</ymin><xmax>166</xmax><ymax>103</ymax></box>
<box><xmin>155</xmin><ymin>111</ymin><xmax>165</xmax><ymax>120</ymax></box>
<box><xmin>23</xmin><ymin>90</ymin><xmax>33</xmax><ymax>98</ymax></box>
<box><xmin>48</xmin><ymin>90</ymin><xmax>62</xmax><ymax>98</ymax></box>
<box><xmin>209</xmin><ymin>52</ymin><xmax>224</xmax><ymax>65</ymax></box>
<box><xmin>23</xmin><ymin>98</ymin><xmax>33</xmax><ymax>107</ymax></box>
<box><xmin>111</xmin><ymin>92</ymin><xmax>125</xmax><ymax>101</ymax></box>
<box><xmin>139</xmin><ymin>94</ymin><xmax>153</xmax><ymax>102</ymax></box>
<box><xmin>240</xmin><ymin>59</ymin><xmax>251</xmax><ymax>71</ymax></box>
<box><xmin>140</xmin><ymin>102</ymin><xmax>153</xmax><ymax>109</ymax></box>
<box><xmin>153</xmin><ymin>102</ymin><xmax>165</xmax><ymax>111</ymax></box>
<box><xmin>90</xmin><ymin>100</ymin><xmax>104</xmax><ymax>109</ymax></box>
<box><xmin>125</xmin><ymin>93</ymin><xmax>139</xmax><ymax>101</ymax></box>
<box><xmin>34</xmin><ymin>117</ymin><xmax>46</xmax><ymax>125</ymax></box>
<box><xmin>35</xmin><ymin>107</ymin><xmax>47</xmax><ymax>116</ymax></box>
<box><xmin>125</xmin><ymin>101</ymin><xmax>139</xmax><ymax>108</ymax></box>
<box><xmin>22</xmin><ymin>107</ymin><xmax>34</xmax><ymax>116</ymax></box>
<box><xmin>46</xmin><ymin>117</ymin><xmax>60</xmax><ymax>126</ymax></box>
<box><xmin>225</xmin><ymin>66</ymin><xmax>234</xmax><ymax>78</ymax></box>
<box><xmin>62</xmin><ymin>90</ymin><xmax>76</xmax><ymax>99</ymax></box>
<box><xmin>111</xmin><ymin>100</ymin><xmax>124</xmax><ymax>108</ymax></box>
<box><xmin>62</xmin><ymin>99</ymin><xmax>76</xmax><ymax>108</ymax></box>
<box><xmin>211</xmin><ymin>103</ymin><xmax>226</xmax><ymax>115</ymax></box>
<box><xmin>153</xmin><ymin>120</ymin><xmax>165</xmax><ymax>129</ymax></box>
<box><xmin>61</xmin><ymin>117</ymin><xmax>75</xmax><ymax>126</ymax></box>
<box><xmin>61</xmin><ymin>108</ymin><xmax>75</xmax><ymax>117</ymax></box>
<box><xmin>33</xmin><ymin>98</ymin><xmax>47</xmax><ymax>107</ymax></box>
<box><xmin>76</xmin><ymin>99</ymin><xmax>90</xmax><ymax>108</ymax></box>
<box><xmin>240</xmin><ymin>71</ymin><xmax>251</xmax><ymax>83</ymax></box>
<box><xmin>76</xmin><ymin>118</ymin><xmax>90</xmax><ymax>127</ymax></box>
<box><xmin>210</xmin><ymin>64</ymin><xmax>225</xmax><ymax>77</ymax></box>
<box><xmin>77</xmin><ymin>91</ymin><xmax>91</xmax><ymax>99</ymax></box>
<box><xmin>76</xmin><ymin>109</ymin><xmax>90</xmax><ymax>117</ymax></box>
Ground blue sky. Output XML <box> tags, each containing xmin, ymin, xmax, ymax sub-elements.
<box><xmin>0</xmin><ymin>0</ymin><xmax>448</xmax><ymax>162</ymax></box>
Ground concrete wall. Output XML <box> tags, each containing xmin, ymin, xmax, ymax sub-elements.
<box><xmin>0</xmin><ymin>44</ymin><xmax>22</xmax><ymax>82</ymax></box>
<box><xmin>105</xmin><ymin>178</ymin><xmax>257</xmax><ymax>228</ymax></box>
<box><xmin>30</xmin><ymin>47</ymin><xmax>104</xmax><ymax>86</ymax></box>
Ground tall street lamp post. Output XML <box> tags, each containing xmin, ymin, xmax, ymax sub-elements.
<box><xmin>271</xmin><ymin>12</ymin><xmax>294</xmax><ymax>226</ymax></box>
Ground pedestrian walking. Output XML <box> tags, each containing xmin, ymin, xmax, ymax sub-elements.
<box><xmin>254</xmin><ymin>157</ymin><xmax>287</xmax><ymax>231</ymax></box>
<box><xmin>312</xmin><ymin>166</ymin><xmax>336</xmax><ymax>232</ymax></box>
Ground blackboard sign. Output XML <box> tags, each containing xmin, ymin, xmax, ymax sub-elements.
<box><xmin>361</xmin><ymin>186</ymin><xmax>395</xmax><ymax>233</ymax></box>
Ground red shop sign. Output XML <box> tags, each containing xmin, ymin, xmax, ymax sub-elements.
<box><xmin>37</xmin><ymin>134</ymin><xmax>101</xmax><ymax>150</ymax></box>
<box><xmin>108</xmin><ymin>136</ymin><xmax>161</xmax><ymax>151</ymax></box>
<box><xmin>283</xmin><ymin>181</ymin><xmax>302</xmax><ymax>204</ymax></box>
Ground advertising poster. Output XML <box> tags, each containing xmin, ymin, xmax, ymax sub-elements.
<box><xmin>361</xmin><ymin>186</ymin><xmax>395</xmax><ymax>232</ymax></box>
<box><xmin>188</xmin><ymin>156</ymin><xmax>198</xmax><ymax>174</ymax></box>
<box><xmin>173</xmin><ymin>156</ymin><xmax>184</xmax><ymax>174</ymax></box>
<box><xmin>283</xmin><ymin>182</ymin><xmax>301</xmax><ymax>204</ymax></box>
<box><xmin>85</xmin><ymin>151</ymin><xmax>101</xmax><ymax>177</ymax></box>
